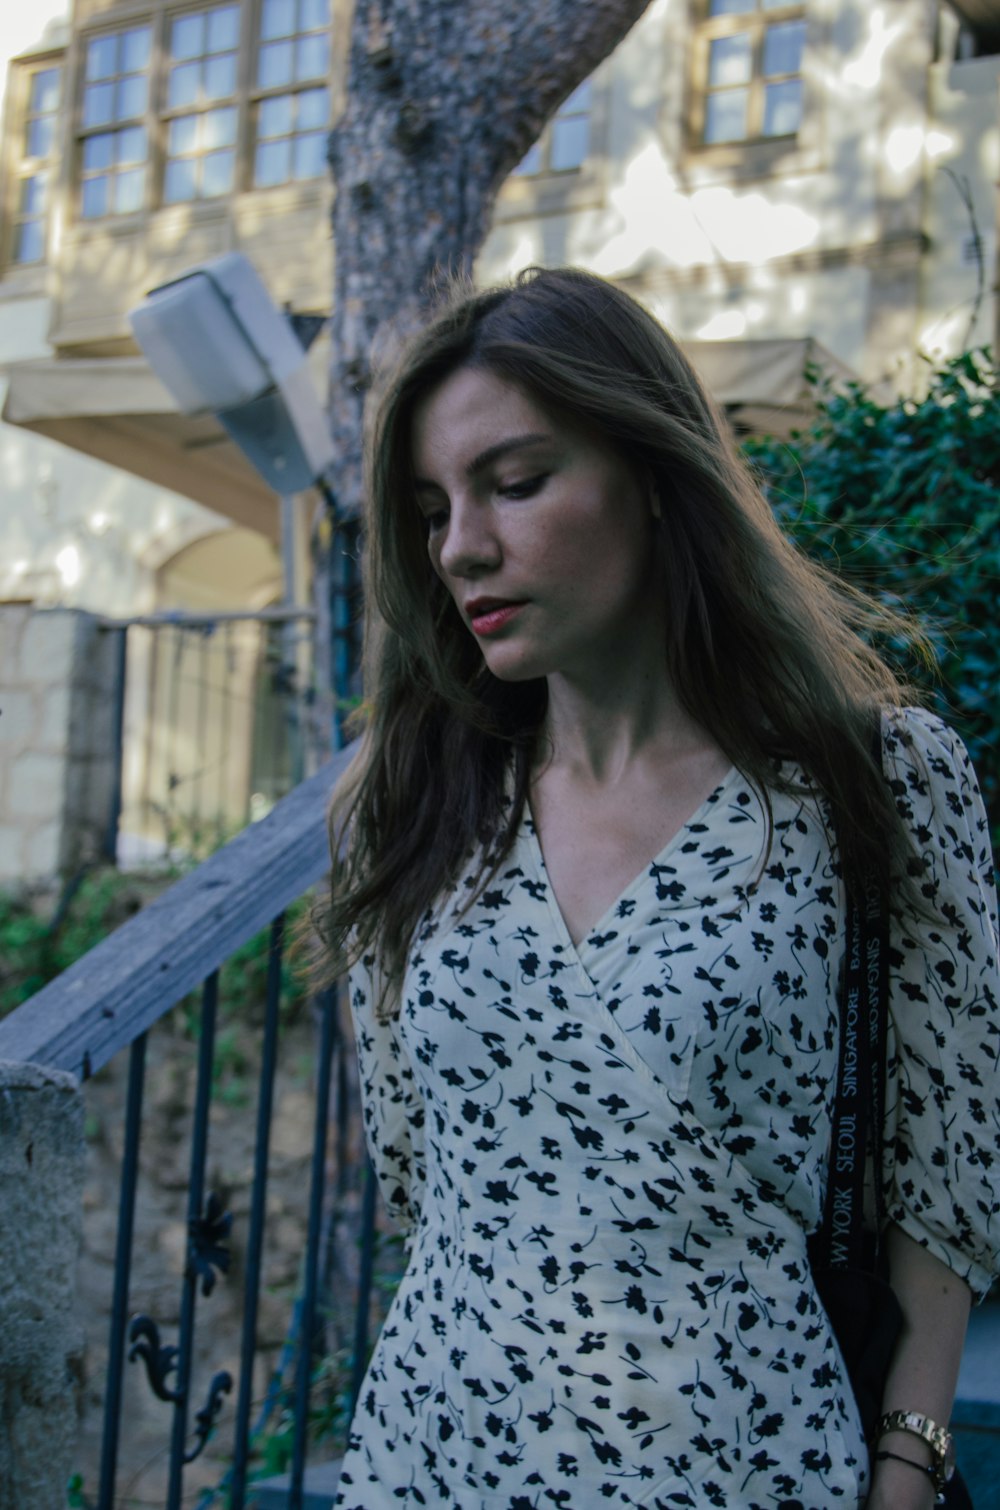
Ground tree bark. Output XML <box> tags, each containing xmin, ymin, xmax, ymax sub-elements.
<box><xmin>311</xmin><ymin>0</ymin><xmax>652</xmax><ymax>749</ymax></box>
<box><xmin>325</xmin><ymin>0</ymin><xmax>653</xmax><ymax>523</ymax></box>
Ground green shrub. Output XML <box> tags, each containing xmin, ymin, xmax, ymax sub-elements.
<box><xmin>745</xmin><ymin>348</ymin><xmax>999</xmax><ymax>858</ymax></box>
<box><xmin>0</xmin><ymin>867</ymin><xmax>311</xmax><ymax>1027</ymax></box>
<box><xmin>0</xmin><ymin>870</ymin><xmax>148</xmax><ymax>1019</ymax></box>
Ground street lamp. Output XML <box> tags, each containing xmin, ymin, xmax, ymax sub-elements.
<box><xmin>129</xmin><ymin>252</ymin><xmax>347</xmax><ymax>758</ymax></box>
<box><xmin>128</xmin><ymin>251</ymin><xmax>335</xmax><ymax>494</ymax></box>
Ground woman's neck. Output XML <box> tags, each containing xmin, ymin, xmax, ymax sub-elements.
<box><xmin>538</xmin><ymin>666</ymin><xmax>709</xmax><ymax>787</ymax></box>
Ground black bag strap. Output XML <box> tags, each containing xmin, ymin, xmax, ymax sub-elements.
<box><xmin>814</xmin><ymin>718</ymin><xmax>890</xmax><ymax>1272</ymax></box>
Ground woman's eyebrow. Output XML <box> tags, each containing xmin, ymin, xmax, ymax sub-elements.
<box><xmin>413</xmin><ymin>432</ymin><xmax>550</xmax><ymax>490</ymax></box>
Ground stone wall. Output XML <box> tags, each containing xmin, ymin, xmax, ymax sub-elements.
<box><xmin>0</xmin><ymin>604</ymin><xmax>124</xmax><ymax>888</ymax></box>
<box><xmin>0</xmin><ymin>1060</ymin><xmax>85</xmax><ymax>1507</ymax></box>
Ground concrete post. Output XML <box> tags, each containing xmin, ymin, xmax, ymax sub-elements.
<box><xmin>0</xmin><ymin>605</ymin><xmax>125</xmax><ymax>888</ymax></box>
<box><xmin>0</xmin><ymin>1060</ymin><xmax>85</xmax><ymax>1507</ymax></box>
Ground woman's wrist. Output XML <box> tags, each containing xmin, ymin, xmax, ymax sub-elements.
<box><xmin>868</xmin><ymin>1451</ymin><xmax>938</xmax><ymax>1510</ymax></box>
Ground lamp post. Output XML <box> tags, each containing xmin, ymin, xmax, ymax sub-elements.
<box><xmin>129</xmin><ymin>253</ymin><xmax>353</xmax><ymax>759</ymax></box>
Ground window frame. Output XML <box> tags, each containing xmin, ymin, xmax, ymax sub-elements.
<box><xmin>75</xmin><ymin>18</ymin><xmax>155</xmax><ymax>223</ymax></box>
<box><xmin>688</xmin><ymin>0</ymin><xmax>808</xmax><ymax>158</ymax></box>
<box><xmin>68</xmin><ymin>0</ymin><xmax>335</xmax><ymax>229</ymax></box>
<box><xmin>248</xmin><ymin>0</ymin><xmax>333</xmax><ymax>192</ymax></box>
<box><xmin>2</xmin><ymin>53</ymin><xmax>65</xmax><ymax>271</ymax></box>
<box><xmin>160</xmin><ymin>0</ymin><xmax>244</xmax><ymax>206</ymax></box>
<box><xmin>495</xmin><ymin>68</ymin><xmax>609</xmax><ymax>222</ymax></box>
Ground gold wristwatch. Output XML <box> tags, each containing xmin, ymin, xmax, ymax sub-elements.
<box><xmin>876</xmin><ymin>1410</ymin><xmax>956</xmax><ymax>1493</ymax></box>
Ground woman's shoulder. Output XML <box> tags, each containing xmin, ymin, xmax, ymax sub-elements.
<box><xmin>882</xmin><ymin>704</ymin><xmax>995</xmax><ymax>890</ymax></box>
<box><xmin>881</xmin><ymin>705</ymin><xmax>980</xmax><ymax>801</ymax></box>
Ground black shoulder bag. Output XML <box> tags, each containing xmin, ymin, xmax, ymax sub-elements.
<box><xmin>808</xmin><ymin>770</ymin><xmax>972</xmax><ymax>1506</ymax></box>
<box><xmin>806</xmin><ymin>860</ymin><xmax>902</xmax><ymax>1437</ymax></box>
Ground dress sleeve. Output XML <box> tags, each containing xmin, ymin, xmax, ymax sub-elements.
<box><xmin>348</xmin><ymin>951</ymin><xmax>426</xmax><ymax>1237</ymax></box>
<box><xmin>882</xmin><ymin>706</ymin><xmax>1000</xmax><ymax>1300</ymax></box>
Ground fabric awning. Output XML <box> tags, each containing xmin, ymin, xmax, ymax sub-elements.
<box><xmin>2</xmin><ymin>355</ymin><xmax>280</xmax><ymax>540</ymax></box>
<box><xmin>680</xmin><ymin>337</ymin><xmax>854</xmax><ymax>438</ymax></box>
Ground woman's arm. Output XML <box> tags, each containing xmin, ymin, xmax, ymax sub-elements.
<box><xmin>866</xmin><ymin>1223</ymin><xmax>972</xmax><ymax>1510</ymax></box>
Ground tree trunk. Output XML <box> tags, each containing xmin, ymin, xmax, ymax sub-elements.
<box><xmin>324</xmin><ymin>0</ymin><xmax>653</xmax><ymax>524</ymax></box>
<box><xmin>312</xmin><ymin>0</ymin><xmax>652</xmax><ymax>750</ymax></box>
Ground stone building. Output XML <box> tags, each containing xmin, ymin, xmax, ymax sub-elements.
<box><xmin>1</xmin><ymin>0</ymin><xmax>998</xmax><ymax>883</ymax></box>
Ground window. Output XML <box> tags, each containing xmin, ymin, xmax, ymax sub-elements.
<box><xmin>163</xmin><ymin>3</ymin><xmax>240</xmax><ymax>202</ymax></box>
<box><xmin>252</xmin><ymin>0</ymin><xmax>331</xmax><ymax>186</ymax></box>
<box><xmin>79</xmin><ymin>25</ymin><xmax>152</xmax><ymax>217</ymax></box>
<box><xmin>10</xmin><ymin>64</ymin><xmax>62</xmax><ymax>263</ymax></box>
<box><xmin>697</xmin><ymin>0</ymin><xmax>805</xmax><ymax>145</ymax></box>
<box><xmin>513</xmin><ymin>80</ymin><xmax>593</xmax><ymax>177</ymax></box>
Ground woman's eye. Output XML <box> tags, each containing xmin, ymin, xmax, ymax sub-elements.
<box><xmin>499</xmin><ymin>474</ymin><xmax>547</xmax><ymax>500</ymax></box>
<box><xmin>423</xmin><ymin>507</ymin><xmax>448</xmax><ymax>535</ymax></box>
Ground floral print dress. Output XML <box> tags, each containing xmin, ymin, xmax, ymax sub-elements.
<box><xmin>335</xmin><ymin>709</ymin><xmax>1000</xmax><ymax>1510</ymax></box>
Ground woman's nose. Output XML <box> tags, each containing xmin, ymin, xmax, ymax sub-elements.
<box><xmin>436</xmin><ymin>500</ymin><xmax>500</xmax><ymax>578</ymax></box>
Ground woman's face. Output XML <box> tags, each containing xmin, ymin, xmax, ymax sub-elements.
<box><xmin>410</xmin><ymin>365</ymin><xmax>664</xmax><ymax>690</ymax></box>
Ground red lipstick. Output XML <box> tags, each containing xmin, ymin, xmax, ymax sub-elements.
<box><xmin>466</xmin><ymin>599</ymin><xmax>525</xmax><ymax>636</ymax></box>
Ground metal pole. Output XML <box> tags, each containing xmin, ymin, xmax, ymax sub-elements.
<box><xmin>280</xmin><ymin>493</ymin><xmax>305</xmax><ymax>787</ymax></box>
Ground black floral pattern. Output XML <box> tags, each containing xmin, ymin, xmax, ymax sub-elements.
<box><xmin>336</xmin><ymin>709</ymin><xmax>1000</xmax><ymax>1510</ymax></box>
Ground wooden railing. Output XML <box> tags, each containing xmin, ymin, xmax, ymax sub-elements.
<box><xmin>0</xmin><ymin>741</ymin><xmax>373</xmax><ymax>1510</ymax></box>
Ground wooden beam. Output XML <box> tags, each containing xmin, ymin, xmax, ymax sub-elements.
<box><xmin>0</xmin><ymin>743</ymin><xmax>358</xmax><ymax>1079</ymax></box>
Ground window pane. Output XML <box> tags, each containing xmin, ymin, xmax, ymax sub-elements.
<box><xmin>27</xmin><ymin>115</ymin><xmax>56</xmax><ymax>158</ymax></box>
<box><xmin>164</xmin><ymin>157</ymin><xmax>198</xmax><ymax>202</ymax></box>
<box><xmin>763</xmin><ymin>77</ymin><xmax>802</xmax><ymax>135</ymax></box>
<box><xmin>763</xmin><ymin>20</ymin><xmax>805</xmax><ymax>76</ymax></box>
<box><xmin>708</xmin><ymin>33</ymin><xmax>752</xmax><ymax>88</ymax></box>
<box><xmin>168</xmin><ymin>115</ymin><xmax>199</xmax><ymax>154</ymax></box>
<box><xmin>561</xmin><ymin>79</ymin><xmax>592</xmax><ymax>114</ymax></box>
<box><xmin>81</xmin><ymin>176</ymin><xmax>109</xmax><ymax>217</ymax></box>
<box><xmin>202</xmin><ymin>147</ymin><xmax>235</xmax><ymax>194</ymax></box>
<box><xmin>259</xmin><ymin>93</ymin><xmax>294</xmax><ymax>137</ymax></box>
<box><xmin>171</xmin><ymin>13</ymin><xmax>205</xmax><ymax>60</ymax></box>
<box><xmin>168</xmin><ymin>61</ymin><xmax>201</xmax><ymax>108</ymax></box>
<box><xmin>709</xmin><ymin>0</ymin><xmax>754</xmax><ymax>11</ymax></box>
<box><xmin>21</xmin><ymin>174</ymin><xmax>47</xmax><ymax>213</ymax></box>
<box><xmin>298</xmin><ymin>86</ymin><xmax>328</xmax><ymax>129</ymax></box>
<box><xmin>83</xmin><ymin>81</ymin><xmax>115</xmax><ymax>128</ymax></box>
<box><xmin>86</xmin><ymin>35</ymin><xmax>118</xmax><ymax>82</ymax></box>
<box><xmin>296</xmin><ymin>32</ymin><xmax>329</xmax><ymax>79</ymax></box>
<box><xmin>31</xmin><ymin>68</ymin><xmax>61</xmax><ymax>113</ymax></box>
<box><xmin>512</xmin><ymin>141</ymin><xmax>542</xmax><ymax>176</ymax></box>
<box><xmin>117</xmin><ymin>126</ymin><xmax>147</xmax><ymax>165</ymax></box>
<box><xmin>704</xmin><ymin>87</ymin><xmax>748</xmax><ymax>142</ymax></box>
<box><xmin>300</xmin><ymin>0</ymin><xmax>329</xmax><ymax>28</ymax></box>
<box><xmin>122</xmin><ymin>27</ymin><xmax>152</xmax><ymax>72</ymax></box>
<box><xmin>208</xmin><ymin>5</ymin><xmax>240</xmax><ymax>52</ymax></box>
<box><xmin>83</xmin><ymin>133</ymin><xmax>115</xmax><ymax>171</ymax></box>
<box><xmin>293</xmin><ymin>130</ymin><xmax>326</xmax><ymax>179</ymax></box>
<box><xmin>204</xmin><ymin>105</ymin><xmax>238</xmax><ymax>147</ymax></box>
<box><xmin>550</xmin><ymin>114</ymin><xmax>589</xmax><ymax>170</ymax></box>
<box><xmin>16</xmin><ymin>219</ymin><xmax>44</xmax><ymax>262</ymax></box>
<box><xmin>117</xmin><ymin>74</ymin><xmax>148</xmax><ymax>118</ymax></box>
<box><xmin>255</xmin><ymin>137</ymin><xmax>290</xmax><ymax>185</ymax></box>
<box><xmin>204</xmin><ymin>53</ymin><xmax>237</xmax><ymax>97</ymax></box>
<box><xmin>258</xmin><ymin>40</ymin><xmax>294</xmax><ymax>87</ymax></box>
<box><xmin>262</xmin><ymin>0</ymin><xmax>296</xmax><ymax>39</ymax></box>
<box><xmin>115</xmin><ymin>166</ymin><xmax>145</xmax><ymax>213</ymax></box>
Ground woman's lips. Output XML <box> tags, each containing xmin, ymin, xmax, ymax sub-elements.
<box><xmin>467</xmin><ymin>601</ymin><xmax>525</xmax><ymax>636</ymax></box>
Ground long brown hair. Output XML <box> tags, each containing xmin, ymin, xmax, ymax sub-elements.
<box><xmin>323</xmin><ymin>266</ymin><xmax>927</xmax><ymax>1015</ymax></box>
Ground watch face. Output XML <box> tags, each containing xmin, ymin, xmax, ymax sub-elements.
<box><xmin>943</xmin><ymin>1436</ymin><xmax>956</xmax><ymax>1480</ymax></box>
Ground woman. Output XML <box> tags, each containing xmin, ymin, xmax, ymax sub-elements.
<box><xmin>325</xmin><ymin>267</ymin><xmax>1000</xmax><ymax>1510</ymax></box>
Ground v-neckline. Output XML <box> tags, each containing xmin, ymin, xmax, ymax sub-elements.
<box><xmin>524</xmin><ymin>763</ymin><xmax>739</xmax><ymax>961</ymax></box>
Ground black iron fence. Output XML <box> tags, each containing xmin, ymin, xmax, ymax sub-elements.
<box><xmin>0</xmin><ymin>745</ymin><xmax>378</xmax><ymax>1509</ymax></box>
